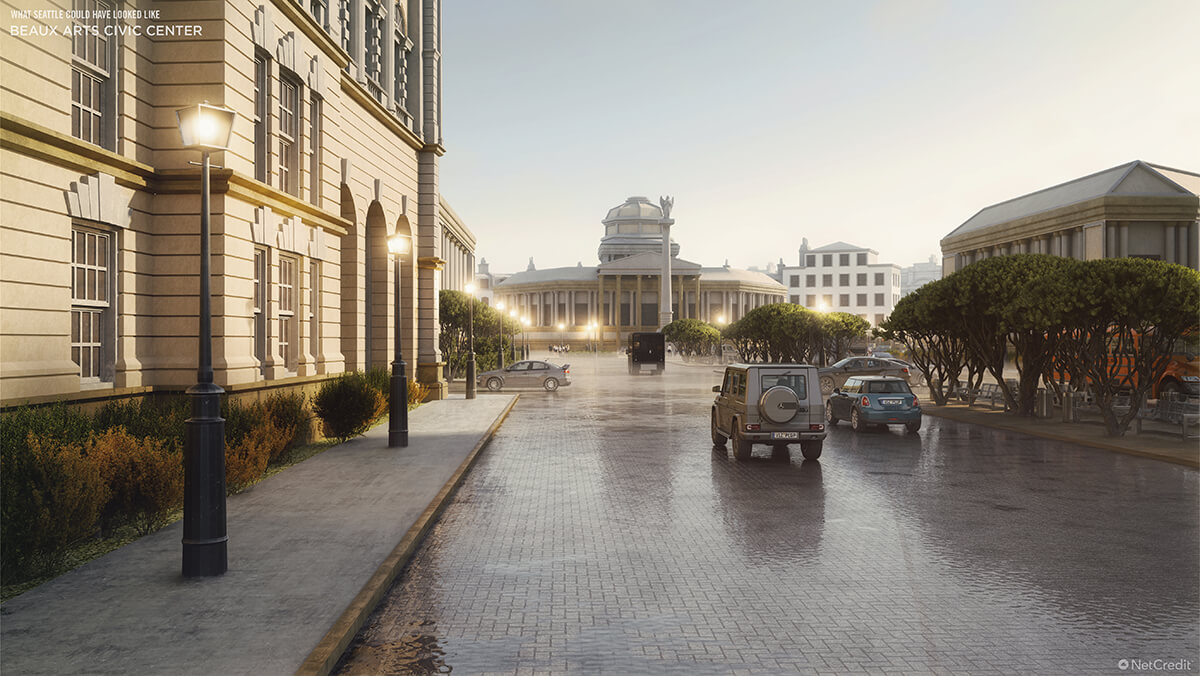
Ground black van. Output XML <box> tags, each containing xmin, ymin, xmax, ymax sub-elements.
<box><xmin>627</xmin><ymin>332</ymin><xmax>665</xmax><ymax>375</ymax></box>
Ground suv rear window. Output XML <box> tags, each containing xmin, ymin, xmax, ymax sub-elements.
<box><xmin>761</xmin><ymin>374</ymin><xmax>808</xmax><ymax>400</ymax></box>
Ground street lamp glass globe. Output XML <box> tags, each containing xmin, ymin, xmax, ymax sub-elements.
<box><xmin>176</xmin><ymin>103</ymin><xmax>236</xmax><ymax>150</ymax></box>
<box><xmin>465</xmin><ymin>283</ymin><xmax>476</xmax><ymax>294</ymax></box>
<box><xmin>387</xmin><ymin>233</ymin><xmax>412</xmax><ymax>256</ymax></box>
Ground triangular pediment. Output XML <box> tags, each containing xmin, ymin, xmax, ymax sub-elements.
<box><xmin>1110</xmin><ymin>162</ymin><xmax>1192</xmax><ymax>196</ymax></box>
<box><xmin>598</xmin><ymin>251</ymin><xmax>702</xmax><ymax>276</ymax></box>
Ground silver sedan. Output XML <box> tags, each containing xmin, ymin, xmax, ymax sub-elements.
<box><xmin>477</xmin><ymin>360</ymin><xmax>572</xmax><ymax>391</ymax></box>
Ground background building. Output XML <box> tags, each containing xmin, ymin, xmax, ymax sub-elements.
<box><xmin>778</xmin><ymin>239</ymin><xmax>903</xmax><ymax>327</ymax></box>
<box><xmin>941</xmin><ymin>161</ymin><xmax>1199</xmax><ymax>274</ymax></box>
<box><xmin>900</xmin><ymin>255</ymin><xmax>942</xmax><ymax>298</ymax></box>
<box><xmin>0</xmin><ymin>0</ymin><xmax>464</xmax><ymax>404</ymax></box>
<box><xmin>487</xmin><ymin>196</ymin><xmax>786</xmax><ymax>349</ymax></box>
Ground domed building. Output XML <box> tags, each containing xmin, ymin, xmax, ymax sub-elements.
<box><xmin>487</xmin><ymin>196</ymin><xmax>786</xmax><ymax>349</ymax></box>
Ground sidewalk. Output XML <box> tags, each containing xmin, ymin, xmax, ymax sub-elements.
<box><xmin>0</xmin><ymin>394</ymin><xmax>518</xmax><ymax>676</ymax></box>
<box><xmin>924</xmin><ymin>401</ymin><xmax>1199</xmax><ymax>468</ymax></box>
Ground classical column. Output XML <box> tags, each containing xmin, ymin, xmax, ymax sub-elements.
<box><xmin>1119</xmin><ymin>223</ymin><xmax>1129</xmax><ymax>258</ymax></box>
<box><xmin>658</xmin><ymin>196</ymin><xmax>674</xmax><ymax>329</ymax></box>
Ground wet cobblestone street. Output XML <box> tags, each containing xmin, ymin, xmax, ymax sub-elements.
<box><xmin>336</xmin><ymin>355</ymin><xmax>1199</xmax><ymax>675</ymax></box>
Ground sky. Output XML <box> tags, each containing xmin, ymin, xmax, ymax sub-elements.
<box><xmin>438</xmin><ymin>0</ymin><xmax>1200</xmax><ymax>275</ymax></box>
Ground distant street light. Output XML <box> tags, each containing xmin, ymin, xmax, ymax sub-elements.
<box><xmin>464</xmin><ymin>283</ymin><xmax>477</xmax><ymax>400</ymax></box>
<box><xmin>387</xmin><ymin>233</ymin><xmax>412</xmax><ymax>447</ymax></box>
<box><xmin>176</xmin><ymin>102</ymin><xmax>236</xmax><ymax>578</ymax></box>
<box><xmin>495</xmin><ymin>301</ymin><xmax>506</xmax><ymax>369</ymax></box>
<box><xmin>558</xmin><ymin>322</ymin><xmax>565</xmax><ymax>352</ymax></box>
<box><xmin>521</xmin><ymin>317</ymin><xmax>530</xmax><ymax>359</ymax></box>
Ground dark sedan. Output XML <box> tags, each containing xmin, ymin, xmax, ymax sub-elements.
<box><xmin>818</xmin><ymin>356</ymin><xmax>912</xmax><ymax>394</ymax></box>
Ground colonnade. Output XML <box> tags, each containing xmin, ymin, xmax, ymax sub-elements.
<box><xmin>952</xmin><ymin>221</ymin><xmax>1198</xmax><ymax>271</ymax></box>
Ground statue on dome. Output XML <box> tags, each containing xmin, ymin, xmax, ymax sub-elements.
<box><xmin>659</xmin><ymin>195</ymin><xmax>673</xmax><ymax>220</ymax></box>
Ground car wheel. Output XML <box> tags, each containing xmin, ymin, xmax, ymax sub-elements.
<box><xmin>820</xmin><ymin>375</ymin><xmax>835</xmax><ymax>394</ymax></box>
<box><xmin>1159</xmin><ymin>380</ymin><xmax>1183</xmax><ymax>399</ymax></box>
<box><xmin>711</xmin><ymin>411</ymin><xmax>727</xmax><ymax>447</ymax></box>
<box><xmin>851</xmin><ymin>407</ymin><xmax>866</xmax><ymax>432</ymax></box>
<box><xmin>825</xmin><ymin>401</ymin><xmax>839</xmax><ymax>425</ymax></box>
<box><xmin>732</xmin><ymin>423</ymin><xmax>752</xmax><ymax>461</ymax></box>
<box><xmin>906</xmin><ymin>419</ymin><xmax>922</xmax><ymax>434</ymax></box>
<box><xmin>543</xmin><ymin>377</ymin><xmax>559</xmax><ymax>391</ymax></box>
<box><xmin>800</xmin><ymin>440</ymin><xmax>822</xmax><ymax>460</ymax></box>
<box><xmin>486</xmin><ymin>377</ymin><xmax>502</xmax><ymax>391</ymax></box>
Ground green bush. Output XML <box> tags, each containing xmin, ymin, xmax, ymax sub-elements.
<box><xmin>0</xmin><ymin>402</ymin><xmax>92</xmax><ymax>453</ymax></box>
<box><xmin>1</xmin><ymin>434</ymin><xmax>109</xmax><ymax>581</ymax></box>
<box><xmin>93</xmin><ymin>395</ymin><xmax>189</xmax><ymax>441</ymax></box>
<box><xmin>363</xmin><ymin>366</ymin><xmax>391</xmax><ymax>399</ymax></box>
<box><xmin>312</xmin><ymin>372</ymin><xmax>384</xmax><ymax>441</ymax></box>
<box><xmin>261</xmin><ymin>391</ymin><xmax>310</xmax><ymax>455</ymax></box>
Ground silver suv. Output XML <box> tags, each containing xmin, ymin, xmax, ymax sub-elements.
<box><xmin>711</xmin><ymin>363</ymin><xmax>827</xmax><ymax>461</ymax></box>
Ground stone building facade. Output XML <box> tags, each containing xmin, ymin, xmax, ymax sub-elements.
<box><xmin>941</xmin><ymin>161</ymin><xmax>1199</xmax><ymax>274</ymax></box>
<box><xmin>778</xmin><ymin>240</ymin><xmax>903</xmax><ymax>327</ymax></box>
<box><xmin>488</xmin><ymin>197</ymin><xmax>786</xmax><ymax>349</ymax></box>
<box><xmin>0</xmin><ymin>0</ymin><xmax>463</xmax><ymax>404</ymax></box>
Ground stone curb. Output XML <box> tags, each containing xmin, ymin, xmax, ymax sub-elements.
<box><xmin>924</xmin><ymin>406</ymin><xmax>1199</xmax><ymax>469</ymax></box>
<box><xmin>295</xmin><ymin>394</ymin><xmax>520</xmax><ymax>676</ymax></box>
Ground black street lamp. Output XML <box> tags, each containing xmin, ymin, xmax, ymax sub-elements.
<box><xmin>388</xmin><ymin>233</ymin><xmax>412</xmax><ymax>447</ymax></box>
<box><xmin>495</xmin><ymin>301</ymin><xmax>506</xmax><ymax>369</ymax></box>
<box><xmin>521</xmin><ymin>317</ymin><xmax>530</xmax><ymax>359</ymax></box>
<box><xmin>176</xmin><ymin>102</ymin><xmax>236</xmax><ymax>578</ymax></box>
<box><xmin>558</xmin><ymin>323</ymin><xmax>566</xmax><ymax>352</ymax></box>
<box><xmin>464</xmin><ymin>284</ymin><xmax>477</xmax><ymax>399</ymax></box>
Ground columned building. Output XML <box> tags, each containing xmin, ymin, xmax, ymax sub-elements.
<box><xmin>0</xmin><ymin>0</ymin><xmax>462</xmax><ymax>404</ymax></box>
<box><xmin>941</xmin><ymin>161</ymin><xmax>1199</xmax><ymax>274</ymax></box>
<box><xmin>490</xmin><ymin>197</ymin><xmax>786</xmax><ymax>349</ymax></box>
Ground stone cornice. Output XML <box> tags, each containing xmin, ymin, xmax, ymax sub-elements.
<box><xmin>941</xmin><ymin>194</ymin><xmax>1199</xmax><ymax>253</ymax></box>
<box><xmin>2</xmin><ymin>112</ymin><xmax>350</xmax><ymax>236</ymax></box>
<box><xmin>1</xmin><ymin>112</ymin><xmax>154</xmax><ymax>189</ymax></box>
<box><xmin>339</xmin><ymin>71</ymin><xmax>426</xmax><ymax>153</ymax></box>
<box><xmin>270</xmin><ymin>0</ymin><xmax>352</xmax><ymax>69</ymax></box>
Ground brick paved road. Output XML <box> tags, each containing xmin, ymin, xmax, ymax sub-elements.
<box><xmin>335</xmin><ymin>354</ymin><xmax>1199</xmax><ymax>675</ymax></box>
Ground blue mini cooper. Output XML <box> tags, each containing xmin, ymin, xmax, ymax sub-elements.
<box><xmin>826</xmin><ymin>376</ymin><xmax>921</xmax><ymax>433</ymax></box>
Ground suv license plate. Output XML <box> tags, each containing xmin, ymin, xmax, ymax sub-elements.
<box><xmin>771</xmin><ymin>432</ymin><xmax>799</xmax><ymax>440</ymax></box>
<box><xmin>881</xmin><ymin>398</ymin><xmax>902</xmax><ymax>405</ymax></box>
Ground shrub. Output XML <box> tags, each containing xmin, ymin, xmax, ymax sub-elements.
<box><xmin>407</xmin><ymin>379</ymin><xmax>429</xmax><ymax>409</ymax></box>
<box><xmin>225</xmin><ymin>415</ymin><xmax>288</xmax><ymax>493</ymax></box>
<box><xmin>222</xmin><ymin>396</ymin><xmax>259</xmax><ymax>449</ymax></box>
<box><xmin>364</xmin><ymin>366</ymin><xmax>391</xmax><ymax>399</ymax></box>
<box><xmin>261</xmin><ymin>391</ymin><xmax>310</xmax><ymax>455</ymax></box>
<box><xmin>0</xmin><ymin>402</ymin><xmax>92</xmax><ymax>454</ymax></box>
<box><xmin>93</xmin><ymin>395</ymin><xmax>188</xmax><ymax>441</ymax></box>
<box><xmin>88</xmin><ymin>428</ymin><xmax>184</xmax><ymax>536</ymax></box>
<box><xmin>313</xmin><ymin>372</ymin><xmax>384</xmax><ymax>442</ymax></box>
<box><xmin>0</xmin><ymin>434</ymin><xmax>109</xmax><ymax>580</ymax></box>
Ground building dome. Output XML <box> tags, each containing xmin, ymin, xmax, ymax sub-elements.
<box><xmin>602</xmin><ymin>196</ymin><xmax>663</xmax><ymax>224</ymax></box>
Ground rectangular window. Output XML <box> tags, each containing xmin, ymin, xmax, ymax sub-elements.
<box><xmin>822</xmin><ymin>274</ymin><xmax>832</xmax><ymax>286</ymax></box>
<box><xmin>253</xmin><ymin>248</ymin><xmax>267</xmax><ymax>374</ymax></box>
<box><xmin>894</xmin><ymin>273</ymin><xmax>901</xmax><ymax>287</ymax></box>
<box><xmin>279</xmin><ymin>76</ymin><xmax>300</xmax><ymax>195</ymax></box>
<box><xmin>789</xmin><ymin>275</ymin><xmax>800</xmax><ymax>287</ymax></box>
<box><xmin>839</xmin><ymin>294</ymin><xmax>850</xmax><ymax>307</ymax></box>
<box><xmin>839</xmin><ymin>274</ymin><xmax>849</xmax><ymax>286</ymax></box>
<box><xmin>857</xmin><ymin>253</ymin><xmax>867</xmax><ymax>265</ymax></box>
<box><xmin>856</xmin><ymin>293</ymin><xmax>867</xmax><ymax>307</ymax></box>
<box><xmin>71</xmin><ymin>228</ymin><xmax>111</xmax><ymax>382</ymax></box>
<box><xmin>822</xmin><ymin>294</ymin><xmax>833</xmax><ymax>308</ymax></box>
<box><xmin>875</xmin><ymin>293</ymin><xmax>884</xmax><ymax>305</ymax></box>
<box><xmin>805</xmin><ymin>294</ymin><xmax>815</xmax><ymax>307</ymax></box>
<box><xmin>875</xmin><ymin>314</ymin><xmax>885</xmax><ymax>326</ymax></box>
<box><xmin>805</xmin><ymin>254</ymin><xmax>815</xmax><ymax>267</ymax></box>
<box><xmin>309</xmin><ymin>259</ymin><xmax>320</xmax><ymax>359</ymax></box>
<box><xmin>309</xmin><ymin>95</ymin><xmax>323</xmax><ymax>205</ymax></box>
<box><xmin>856</xmin><ymin>273</ymin><xmax>867</xmax><ymax>286</ymax></box>
<box><xmin>393</xmin><ymin>1</ymin><xmax>411</xmax><ymax>121</ymax></box>
<box><xmin>71</xmin><ymin>0</ymin><xmax>112</xmax><ymax>149</ymax></box>
<box><xmin>839</xmin><ymin>253</ymin><xmax>850</xmax><ymax>266</ymax></box>
<box><xmin>279</xmin><ymin>256</ymin><xmax>297</xmax><ymax>371</ymax></box>
<box><xmin>874</xmin><ymin>272</ymin><xmax>884</xmax><ymax>286</ymax></box>
<box><xmin>806</xmin><ymin>274</ymin><xmax>815</xmax><ymax>287</ymax></box>
<box><xmin>254</xmin><ymin>53</ymin><xmax>270</xmax><ymax>183</ymax></box>
<box><xmin>364</xmin><ymin>0</ymin><xmax>385</xmax><ymax>101</ymax></box>
<box><xmin>309</xmin><ymin>0</ymin><xmax>330</xmax><ymax>31</ymax></box>
<box><xmin>789</xmin><ymin>295</ymin><xmax>800</xmax><ymax>304</ymax></box>
<box><xmin>822</xmin><ymin>254</ymin><xmax>832</xmax><ymax>267</ymax></box>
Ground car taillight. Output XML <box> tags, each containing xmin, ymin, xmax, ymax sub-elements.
<box><xmin>912</xmin><ymin>395</ymin><xmax>920</xmax><ymax>408</ymax></box>
<box><xmin>901</xmin><ymin>367</ymin><xmax>909</xmax><ymax>374</ymax></box>
<box><xmin>861</xmin><ymin>396</ymin><xmax>870</xmax><ymax>407</ymax></box>
<box><xmin>745</xmin><ymin>423</ymin><xmax>760</xmax><ymax>431</ymax></box>
<box><xmin>810</xmin><ymin>423</ymin><xmax>824</xmax><ymax>431</ymax></box>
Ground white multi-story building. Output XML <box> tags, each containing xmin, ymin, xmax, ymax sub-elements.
<box><xmin>779</xmin><ymin>240</ymin><xmax>902</xmax><ymax>327</ymax></box>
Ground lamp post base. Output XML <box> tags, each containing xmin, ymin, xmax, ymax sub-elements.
<box><xmin>389</xmin><ymin>362</ymin><xmax>409</xmax><ymax>448</ymax></box>
<box><xmin>465</xmin><ymin>356</ymin><xmax>477</xmax><ymax>399</ymax></box>
<box><xmin>182</xmin><ymin>381</ymin><xmax>227</xmax><ymax>577</ymax></box>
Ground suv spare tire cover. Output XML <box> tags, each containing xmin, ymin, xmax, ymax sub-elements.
<box><xmin>759</xmin><ymin>385</ymin><xmax>800</xmax><ymax>424</ymax></box>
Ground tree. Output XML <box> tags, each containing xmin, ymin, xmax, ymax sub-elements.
<box><xmin>439</xmin><ymin>291</ymin><xmax>521</xmax><ymax>377</ymax></box>
<box><xmin>1066</xmin><ymin>259</ymin><xmax>1200</xmax><ymax>436</ymax></box>
<box><xmin>822</xmin><ymin>312</ymin><xmax>870</xmax><ymax>364</ymax></box>
<box><xmin>662</xmin><ymin>318</ymin><xmax>721</xmax><ymax>358</ymax></box>
<box><xmin>877</xmin><ymin>279</ymin><xmax>970</xmax><ymax>406</ymax></box>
